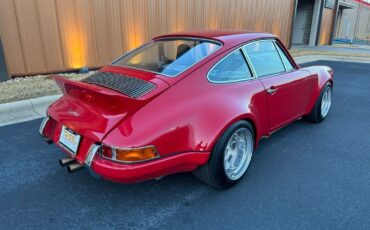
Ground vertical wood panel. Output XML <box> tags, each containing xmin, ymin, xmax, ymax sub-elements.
<box><xmin>320</xmin><ymin>8</ymin><xmax>335</xmax><ymax>45</ymax></box>
<box><xmin>147</xmin><ymin>0</ymin><xmax>159</xmax><ymax>39</ymax></box>
<box><xmin>167</xmin><ymin>0</ymin><xmax>177</xmax><ymax>32</ymax></box>
<box><xmin>134</xmin><ymin>0</ymin><xmax>149</xmax><ymax>43</ymax></box>
<box><xmin>243</xmin><ymin>0</ymin><xmax>252</xmax><ymax>29</ymax></box>
<box><xmin>0</xmin><ymin>0</ymin><xmax>26</xmax><ymax>74</ymax></box>
<box><xmin>92</xmin><ymin>0</ymin><xmax>110</xmax><ymax>66</ymax></box>
<box><xmin>194</xmin><ymin>0</ymin><xmax>203</xmax><ymax>30</ymax></box>
<box><xmin>14</xmin><ymin>0</ymin><xmax>46</xmax><ymax>73</ymax></box>
<box><xmin>0</xmin><ymin>0</ymin><xmax>297</xmax><ymax>76</ymax></box>
<box><xmin>56</xmin><ymin>0</ymin><xmax>82</xmax><ymax>69</ymax></box>
<box><xmin>105</xmin><ymin>0</ymin><xmax>123</xmax><ymax>59</ymax></box>
<box><xmin>74</xmin><ymin>0</ymin><xmax>97</xmax><ymax>67</ymax></box>
<box><xmin>35</xmin><ymin>0</ymin><xmax>64</xmax><ymax>71</ymax></box>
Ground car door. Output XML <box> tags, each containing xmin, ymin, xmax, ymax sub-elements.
<box><xmin>243</xmin><ymin>40</ymin><xmax>312</xmax><ymax>132</ymax></box>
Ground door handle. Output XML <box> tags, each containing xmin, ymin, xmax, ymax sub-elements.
<box><xmin>267</xmin><ymin>87</ymin><xmax>278</xmax><ymax>95</ymax></box>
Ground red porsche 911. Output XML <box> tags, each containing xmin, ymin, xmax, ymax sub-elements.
<box><xmin>40</xmin><ymin>31</ymin><xmax>333</xmax><ymax>189</ymax></box>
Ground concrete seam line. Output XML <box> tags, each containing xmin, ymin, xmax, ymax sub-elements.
<box><xmin>29</xmin><ymin>100</ymin><xmax>42</xmax><ymax>117</ymax></box>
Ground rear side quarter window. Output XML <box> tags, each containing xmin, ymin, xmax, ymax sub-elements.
<box><xmin>208</xmin><ymin>49</ymin><xmax>253</xmax><ymax>83</ymax></box>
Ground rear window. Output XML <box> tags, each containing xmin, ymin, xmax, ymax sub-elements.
<box><xmin>113</xmin><ymin>38</ymin><xmax>221</xmax><ymax>77</ymax></box>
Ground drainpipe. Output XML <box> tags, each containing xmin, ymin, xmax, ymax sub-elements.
<box><xmin>0</xmin><ymin>37</ymin><xmax>9</xmax><ymax>82</ymax></box>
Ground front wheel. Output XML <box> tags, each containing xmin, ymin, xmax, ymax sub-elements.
<box><xmin>306</xmin><ymin>82</ymin><xmax>333</xmax><ymax>123</ymax></box>
<box><xmin>193</xmin><ymin>121</ymin><xmax>254</xmax><ymax>189</ymax></box>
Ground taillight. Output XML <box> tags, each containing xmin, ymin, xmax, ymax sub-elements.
<box><xmin>101</xmin><ymin>145</ymin><xmax>159</xmax><ymax>163</ymax></box>
<box><xmin>101</xmin><ymin>146</ymin><xmax>113</xmax><ymax>158</ymax></box>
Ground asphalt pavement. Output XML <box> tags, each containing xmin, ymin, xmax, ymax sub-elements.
<box><xmin>0</xmin><ymin>61</ymin><xmax>369</xmax><ymax>230</ymax></box>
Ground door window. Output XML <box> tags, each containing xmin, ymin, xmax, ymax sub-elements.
<box><xmin>244</xmin><ymin>41</ymin><xmax>286</xmax><ymax>77</ymax></box>
<box><xmin>275</xmin><ymin>42</ymin><xmax>295</xmax><ymax>72</ymax></box>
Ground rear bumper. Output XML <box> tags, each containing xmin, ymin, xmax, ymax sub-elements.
<box><xmin>90</xmin><ymin>152</ymin><xmax>210</xmax><ymax>183</ymax></box>
<box><xmin>52</xmin><ymin>138</ymin><xmax>210</xmax><ymax>183</ymax></box>
<box><xmin>40</xmin><ymin>115</ymin><xmax>210</xmax><ymax>183</ymax></box>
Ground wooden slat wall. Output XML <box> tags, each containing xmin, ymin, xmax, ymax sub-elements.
<box><xmin>0</xmin><ymin>0</ymin><xmax>295</xmax><ymax>76</ymax></box>
<box><xmin>319</xmin><ymin>8</ymin><xmax>335</xmax><ymax>45</ymax></box>
<box><xmin>0</xmin><ymin>0</ymin><xmax>26</xmax><ymax>75</ymax></box>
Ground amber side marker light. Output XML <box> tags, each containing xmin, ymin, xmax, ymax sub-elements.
<box><xmin>102</xmin><ymin>146</ymin><xmax>159</xmax><ymax>163</ymax></box>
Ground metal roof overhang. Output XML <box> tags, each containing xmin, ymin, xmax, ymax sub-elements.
<box><xmin>339</xmin><ymin>1</ymin><xmax>356</xmax><ymax>9</ymax></box>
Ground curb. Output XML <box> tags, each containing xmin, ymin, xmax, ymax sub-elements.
<box><xmin>0</xmin><ymin>95</ymin><xmax>61</xmax><ymax>127</ymax></box>
<box><xmin>294</xmin><ymin>55</ymin><xmax>370</xmax><ymax>65</ymax></box>
<box><xmin>1</xmin><ymin>55</ymin><xmax>370</xmax><ymax>127</ymax></box>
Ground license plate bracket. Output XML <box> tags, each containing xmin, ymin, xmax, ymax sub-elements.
<box><xmin>59</xmin><ymin>126</ymin><xmax>81</xmax><ymax>155</ymax></box>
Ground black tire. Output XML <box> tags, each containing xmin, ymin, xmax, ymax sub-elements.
<box><xmin>192</xmin><ymin>120</ymin><xmax>255</xmax><ymax>189</ymax></box>
<box><xmin>305</xmin><ymin>82</ymin><xmax>333</xmax><ymax>123</ymax></box>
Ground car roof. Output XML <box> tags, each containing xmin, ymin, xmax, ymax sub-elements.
<box><xmin>154</xmin><ymin>30</ymin><xmax>276</xmax><ymax>46</ymax></box>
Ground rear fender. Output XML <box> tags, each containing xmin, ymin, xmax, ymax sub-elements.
<box><xmin>300</xmin><ymin>66</ymin><xmax>333</xmax><ymax>114</ymax></box>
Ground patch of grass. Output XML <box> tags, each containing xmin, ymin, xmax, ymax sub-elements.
<box><xmin>289</xmin><ymin>48</ymin><xmax>370</xmax><ymax>58</ymax></box>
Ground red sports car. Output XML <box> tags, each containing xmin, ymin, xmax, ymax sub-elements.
<box><xmin>40</xmin><ymin>31</ymin><xmax>333</xmax><ymax>189</ymax></box>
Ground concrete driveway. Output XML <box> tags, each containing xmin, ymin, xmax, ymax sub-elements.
<box><xmin>0</xmin><ymin>61</ymin><xmax>369</xmax><ymax>229</ymax></box>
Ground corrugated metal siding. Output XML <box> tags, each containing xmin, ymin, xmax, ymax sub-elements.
<box><xmin>0</xmin><ymin>0</ymin><xmax>295</xmax><ymax>76</ymax></box>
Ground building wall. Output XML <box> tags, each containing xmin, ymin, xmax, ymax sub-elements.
<box><xmin>292</xmin><ymin>0</ymin><xmax>315</xmax><ymax>45</ymax></box>
<box><xmin>0</xmin><ymin>0</ymin><xmax>295</xmax><ymax>77</ymax></box>
<box><xmin>335</xmin><ymin>0</ymin><xmax>370</xmax><ymax>40</ymax></box>
<box><xmin>320</xmin><ymin>7</ymin><xmax>336</xmax><ymax>45</ymax></box>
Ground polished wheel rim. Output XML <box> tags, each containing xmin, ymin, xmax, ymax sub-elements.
<box><xmin>223</xmin><ymin>128</ymin><xmax>253</xmax><ymax>181</ymax></box>
<box><xmin>321</xmin><ymin>87</ymin><xmax>332</xmax><ymax>118</ymax></box>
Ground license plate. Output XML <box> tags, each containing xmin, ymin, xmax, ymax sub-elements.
<box><xmin>59</xmin><ymin>126</ymin><xmax>81</xmax><ymax>155</ymax></box>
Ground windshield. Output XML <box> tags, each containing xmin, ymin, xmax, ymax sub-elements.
<box><xmin>113</xmin><ymin>38</ymin><xmax>221</xmax><ymax>77</ymax></box>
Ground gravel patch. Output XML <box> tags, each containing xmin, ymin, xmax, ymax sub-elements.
<box><xmin>0</xmin><ymin>72</ymin><xmax>94</xmax><ymax>104</ymax></box>
<box><xmin>289</xmin><ymin>48</ymin><xmax>370</xmax><ymax>58</ymax></box>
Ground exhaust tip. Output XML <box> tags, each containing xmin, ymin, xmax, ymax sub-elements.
<box><xmin>67</xmin><ymin>163</ymin><xmax>84</xmax><ymax>173</ymax></box>
<box><xmin>59</xmin><ymin>157</ymin><xmax>75</xmax><ymax>167</ymax></box>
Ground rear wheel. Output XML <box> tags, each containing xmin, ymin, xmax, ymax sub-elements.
<box><xmin>306</xmin><ymin>83</ymin><xmax>333</xmax><ymax>123</ymax></box>
<box><xmin>193</xmin><ymin>121</ymin><xmax>254</xmax><ymax>189</ymax></box>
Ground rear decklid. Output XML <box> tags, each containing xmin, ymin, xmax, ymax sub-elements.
<box><xmin>47</xmin><ymin>70</ymin><xmax>169</xmax><ymax>142</ymax></box>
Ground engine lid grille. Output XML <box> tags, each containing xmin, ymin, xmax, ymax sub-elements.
<box><xmin>82</xmin><ymin>72</ymin><xmax>156</xmax><ymax>99</ymax></box>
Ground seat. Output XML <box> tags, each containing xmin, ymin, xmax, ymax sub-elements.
<box><xmin>176</xmin><ymin>44</ymin><xmax>191</xmax><ymax>59</ymax></box>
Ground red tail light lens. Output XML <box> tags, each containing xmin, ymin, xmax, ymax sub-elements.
<box><xmin>101</xmin><ymin>146</ymin><xmax>112</xmax><ymax>158</ymax></box>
